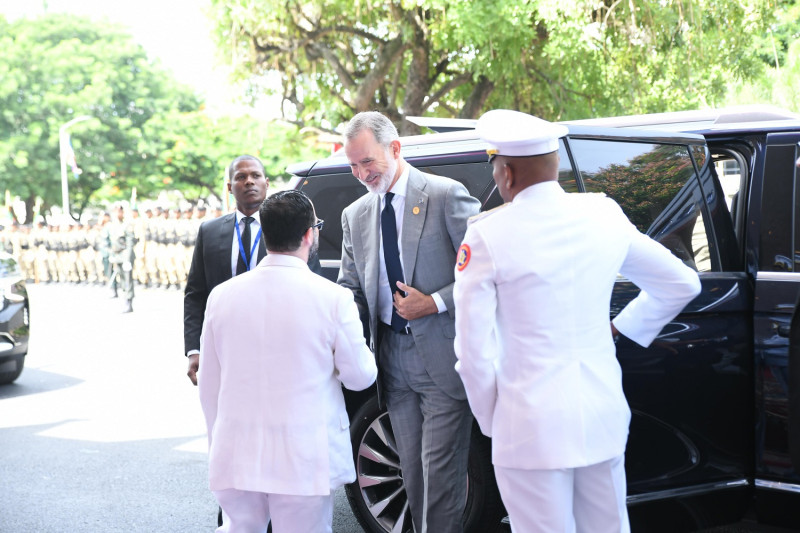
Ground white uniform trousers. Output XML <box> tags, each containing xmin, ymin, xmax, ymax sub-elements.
<box><xmin>494</xmin><ymin>454</ymin><xmax>630</xmax><ymax>533</ymax></box>
<box><xmin>213</xmin><ymin>489</ymin><xmax>334</xmax><ymax>533</ymax></box>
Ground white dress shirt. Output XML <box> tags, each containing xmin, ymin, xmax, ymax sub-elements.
<box><xmin>378</xmin><ymin>165</ymin><xmax>446</xmax><ymax>326</ymax></box>
<box><xmin>230</xmin><ymin>210</ymin><xmax>262</xmax><ymax>277</ymax></box>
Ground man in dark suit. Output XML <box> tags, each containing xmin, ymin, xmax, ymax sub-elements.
<box><xmin>184</xmin><ymin>154</ymin><xmax>268</xmax><ymax>385</ymax></box>
<box><xmin>184</xmin><ymin>155</ymin><xmax>322</xmax><ymax>385</ymax></box>
<box><xmin>338</xmin><ymin>112</ymin><xmax>481</xmax><ymax>532</ymax></box>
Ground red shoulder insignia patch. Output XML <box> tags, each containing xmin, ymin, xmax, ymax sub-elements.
<box><xmin>456</xmin><ymin>244</ymin><xmax>471</xmax><ymax>271</ymax></box>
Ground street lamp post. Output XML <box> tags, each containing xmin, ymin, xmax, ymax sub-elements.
<box><xmin>59</xmin><ymin>115</ymin><xmax>92</xmax><ymax>222</ymax></box>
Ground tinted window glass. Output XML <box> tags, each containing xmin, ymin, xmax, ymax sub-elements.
<box><xmin>298</xmin><ymin>172</ymin><xmax>366</xmax><ymax>260</ymax></box>
<box><xmin>796</xmin><ymin>143</ymin><xmax>800</xmax><ymax>272</ymax></box>
<box><xmin>483</xmin><ymin>141</ymin><xmax>577</xmax><ymax>211</ymax></box>
<box><xmin>418</xmin><ymin>161</ymin><xmax>495</xmax><ymax>203</ymax></box>
<box><xmin>571</xmin><ymin>139</ymin><xmax>712</xmax><ymax>271</ymax></box>
<box><xmin>556</xmin><ymin>141</ymin><xmax>577</xmax><ymax>192</ymax></box>
<box><xmin>714</xmin><ymin>156</ymin><xmax>742</xmax><ymax>213</ymax></box>
<box><xmin>760</xmin><ymin>144</ymin><xmax>795</xmax><ymax>272</ymax></box>
<box><xmin>691</xmin><ymin>144</ymin><xmax>707</xmax><ymax>170</ymax></box>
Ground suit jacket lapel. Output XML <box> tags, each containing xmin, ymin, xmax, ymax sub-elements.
<box><xmin>215</xmin><ymin>213</ymin><xmax>236</xmax><ymax>279</ymax></box>
<box><xmin>402</xmin><ymin>168</ymin><xmax>428</xmax><ymax>284</ymax></box>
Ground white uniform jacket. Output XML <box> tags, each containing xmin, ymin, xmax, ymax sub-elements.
<box><xmin>199</xmin><ymin>254</ymin><xmax>377</xmax><ymax>495</ymax></box>
<box><xmin>453</xmin><ymin>182</ymin><xmax>700</xmax><ymax>470</ymax></box>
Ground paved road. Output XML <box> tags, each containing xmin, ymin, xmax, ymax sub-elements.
<box><xmin>2</xmin><ymin>283</ymin><xmax>797</xmax><ymax>533</ymax></box>
<box><xmin>0</xmin><ymin>283</ymin><xmax>365</xmax><ymax>532</ymax></box>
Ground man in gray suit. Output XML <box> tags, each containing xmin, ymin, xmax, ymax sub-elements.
<box><xmin>338</xmin><ymin>111</ymin><xmax>481</xmax><ymax>532</ymax></box>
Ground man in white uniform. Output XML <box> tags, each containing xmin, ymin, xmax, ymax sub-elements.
<box><xmin>453</xmin><ymin>110</ymin><xmax>701</xmax><ymax>533</ymax></box>
<box><xmin>199</xmin><ymin>190</ymin><xmax>377</xmax><ymax>533</ymax></box>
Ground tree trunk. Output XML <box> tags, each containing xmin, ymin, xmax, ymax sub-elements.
<box><xmin>399</xmin><ymin>17</ymin><xmax>430</xmax><ymax>136</ymax></box>
<box><xmin>353</xmin><ymin>37</ymin><xmax>406</xmax><ymax>113</ymax></box>
<box><xmin>458</xmin><ymin>76</ymin><xmax>495</xmax><ymax>119</ymax></box>
<box><xmin>24</xmin><ymin>195</ymin><xmax>36</xmax><ymax>225</ymax></box>
<box><xmin>400</xmin><ymin>52</ymin><xmax>429</xmax><ymax>135</ymax></box>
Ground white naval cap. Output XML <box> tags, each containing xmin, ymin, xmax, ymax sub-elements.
<box><xmin>476</xmin><ymin>109</ymin><xmax>568</xmax><ymax>157</ymax></box>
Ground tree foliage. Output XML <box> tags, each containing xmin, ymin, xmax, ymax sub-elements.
<box><xmin>209</xmin><ymin>0</ymin><xmax>783</xmax><ymax>133</ymax></box>
<box><xmin>0</xmin><ymin>13</ymin><xmax>334</xmax><ymax>223</ymax></box>
<box><xmin>724</xmin><ymin>0</ymin><xmax>800</xmax><ymax>111</ymax></box>
<box><xmin>0</xmin><ymin>14</ymin><xmax>199</xmax><ymax>222</ymax></box>
<box><xmin>582</xmin><ymin>144</ymin><xmax>694</xmax><ymax>233</ymax></box>
<box><xmin>137</xmin><ymin>110</ymin><xmax>332</xmax><ymax>204</ymax></box>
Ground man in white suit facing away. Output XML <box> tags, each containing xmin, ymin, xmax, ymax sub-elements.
<box><xmin>199</xmin><ymin>190</ymin><xmax>377</xmax><ymax>533</ymax></box>
<box><xmin>453</xmin><ymin>110</ymin><xmax>701</xmax><ymax>533</ymax></box>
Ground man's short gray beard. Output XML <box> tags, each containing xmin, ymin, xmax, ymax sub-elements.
<box><xmin>369</xmin><ymin>155</ymin><xmax>398</xmax><ymax>195</ymax></box>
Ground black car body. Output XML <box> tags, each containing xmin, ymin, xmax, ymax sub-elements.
<box><xmin>0</xmin><ymin>251</ymin><xmax>30</xmax><ymax>385</ymax></box>
<box><xmin>288</xmin><ymin>106</ymin><xmax>800</xmax><ymax>532</ymax></box>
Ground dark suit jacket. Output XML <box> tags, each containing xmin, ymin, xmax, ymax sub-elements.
<box><xmin>183</xmin><ymin>212</ymin><xmax>321</xmax><ymax>355</ymax></box>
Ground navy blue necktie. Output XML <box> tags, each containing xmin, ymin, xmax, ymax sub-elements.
<box><xmin>381</xmin><ymin>193</ymin><xmax>408</xmax><ymax>332</ymax></box>
<box><xmin>236</xmin><ymin>216</ymin><xmax>253</xmax><ymax>276</ymax></box>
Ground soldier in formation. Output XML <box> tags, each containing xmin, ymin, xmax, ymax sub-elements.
<box><xmin>105</xmin><ymin>204</ymin><xmax>137</xmax><ymax>313</ymax></box>
<box><xmin>0</xmin><ymin>203</ymin><xmax>212</xmax><ymax>308</ymax></box>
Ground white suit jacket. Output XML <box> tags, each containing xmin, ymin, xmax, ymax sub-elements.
<box><xmin>199</xmin><ymin>254</ymin><xmax>377</xmax><ymax>495</ymax></box>
<box><xmin>453</xmin><ymin>182</ymin><xmax>700</xmax><ymax>470</ymax></box>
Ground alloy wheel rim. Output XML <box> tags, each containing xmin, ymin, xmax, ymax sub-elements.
<box><xmin>355</xmin><ymin>411</ymin><xmax>413</xmax><ymax>533</ymax></box>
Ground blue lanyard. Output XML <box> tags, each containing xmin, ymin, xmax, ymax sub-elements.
<box><xmin>235</xmin><ymin>215</ymin><xmax>262</xmax><ymax>272</ymax></box>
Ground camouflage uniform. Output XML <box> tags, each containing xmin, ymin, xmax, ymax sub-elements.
<box><xmin>32</xmin><ymin>223</ymin><xmax>50</xmax><ymax>283</ymax></box>
<box><xmin>80</xmin><ymin>222</ymin><xmax>100</xmax><ymax>284</ymax></box>
<box><xmin>62</xmin><ymin>225</ymin><xmax>80</xmax><ymax>283</ymax></box>
<box><xmin>45</xmin><ymin>225</ymin><xmax>60</xmax><ymax>283</ymax></box>
<box><xmin>17</xmin><ymin>226</ymin><xmax>36</xmax><ymax>282</ymax></box>
<box><xmin>154</xmin><ymin>209</ymin><xmax>172</xmax><ymax>289</ymax></box>
<box><xmin>105</xmin><ymin>209</ymin><xmax>136</xmax><ymax>312</ymax></box>
<box><xmin>131</xmin><ymin>210</ymin><xmax>149</xmax><ymax>287</ymax></box>
<box><xmin>143</xmin><ymin>210</ymin><xmax>159</xmax><ymax>288</ymax></box>
<box><xmin>97</xmin><ymin>213</ymin><xmax>112</xmax><ymax>284</ymax></box>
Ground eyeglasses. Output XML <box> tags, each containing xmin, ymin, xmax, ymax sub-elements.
<box><xmin>311</xmin><ymin>219</ymin><xmax>324</xmax><ymax>231</ymax></box>
<box><xmin>487</xmin><ymin>149</ymin><xmax>498</xmax><ymax>164</ymax></box>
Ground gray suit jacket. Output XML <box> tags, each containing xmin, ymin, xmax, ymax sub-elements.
<box><xmin>338</xmin><ymin>166</ymin><xmax>481</xmax><ymax>400</ymax></box>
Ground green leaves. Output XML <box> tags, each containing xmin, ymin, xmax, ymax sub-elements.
<box><xmin>0</xmin><ymin>13</ymin><xmax>201</xmax><ymax>221</ymax></box>
<box><xmin>209</xmin><ymin>0</ymin><xmax>794</xmax><ymax>130</ymax></box>
<box><xmin>137</xmin><ymin>110</ymin><xmax>329</xmax><ymax>203</ymax></box>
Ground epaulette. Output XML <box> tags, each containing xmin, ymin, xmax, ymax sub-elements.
<box><xmin>467</xmin><ymin>203</ymin><xmax>509</xmax><ymax>226</ymax></box>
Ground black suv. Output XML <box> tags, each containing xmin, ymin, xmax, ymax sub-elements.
<box><xmin>288</xmin><ymin>106</ymin><xmax>800</xmax><ymax>533</ymax></box>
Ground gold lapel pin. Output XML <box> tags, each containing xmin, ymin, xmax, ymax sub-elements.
<box><xmin>412</xmin><ymin>206</ymin><xmax>420</xmax><ymax>215</ymax></box>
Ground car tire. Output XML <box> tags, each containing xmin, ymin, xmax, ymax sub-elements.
<box><xmin>0</xmin><ymin>354</ymin><xmax>24</xmax><ymax>385</ymax></box>
<box><xmin>345</xmin><ymin>394</ymin><xmax>506</xmax><ymax>533</ymax></box>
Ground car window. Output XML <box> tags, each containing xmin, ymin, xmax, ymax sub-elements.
<box><xmin>796</xmin><ymin>142</ymin><xmax>800</xmax><ymax>272</ymax></box>
<box><xmin>482</xmin><ymin>141</ymin><xmax>577</xmax><ymax>211</ymax></box>
<box><xmin>710</xmin><ymin>149</ymin><xmax>746</xmax><ymax>240</ymax></box>
<box><xmin>570</xmin><ymin>139</ymin><xmax>713</xmax><ymax>271</ymax></box>
<box><xmin>417</xmin><ymin>161</ymin><xmax>495</xmax><ymax>206</ymax></box>
<box><xmin>298</xmin><ymin>172</ymin><xmax>366</xmax><ymax>260</ymax></box>
<box><xmin>760</xmin><ymin>143</ymin><xmax>797</xmax><ymax>272</ymax></box>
